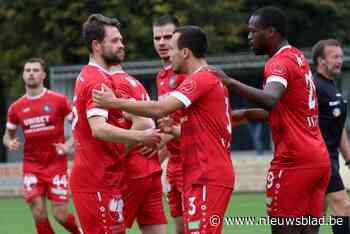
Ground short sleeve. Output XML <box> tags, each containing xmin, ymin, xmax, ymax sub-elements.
<box><xmin>6</xmin><ymin>104</ymin><xmax>19</xmax><ymax>130</ymax></box>
<box><xmin>86</xmin><ymin>81</ymin><xmax>109</xmax><ymax>119</ymax></box>
<box><xmin>61</xmin><ymin>96</ymin><xmax>72</xmax><ymax>117</ymax></box>
<box><xmin>170</xmin><ymin>72</ymin><xmax>218</xmax><ymax>107</ymax></box>
<box><xmin>264</xmin><ymin>58</ymin><xmax>291</xmax><ymax>88</ymax></box>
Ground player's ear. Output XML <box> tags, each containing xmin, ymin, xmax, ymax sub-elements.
<box><xmin>182</xmin><ymin>48</ymin><xmax>191</xmax><ymax>59</ymax></box>
<box><xmin>267</xmin><ymin>26</ymin><xmax>276</xmax><ymax>36</ymax></box>
<box><xmin>92</xmin><ymin>40</ymin><xmax>101</xmax><ymax>53</ymax></box>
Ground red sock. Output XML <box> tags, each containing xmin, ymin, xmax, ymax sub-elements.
<box><xmin>36</xmin><ymin>218</ymin><xmax>55</xmax><ymax>234</ymax></box>
<box><xmin>62</xmin><ymin>214</ymin><xmax>81</xmax><ymax>234</ymax></box>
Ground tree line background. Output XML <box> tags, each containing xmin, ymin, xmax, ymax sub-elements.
<box><xmin>1</xmin><ymin>0</ymin><xmax>350</xmax><ymax>160</ymax></box>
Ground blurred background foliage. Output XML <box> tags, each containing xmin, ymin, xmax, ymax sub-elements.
<box><xmin>1</xmin><ymin>0</ymin><xmax>350</xmax><ymax>97</ymax></box>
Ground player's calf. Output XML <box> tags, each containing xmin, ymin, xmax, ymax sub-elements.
<box><xmin>52</xmin><ymin>202</ymin><xmax>81</xmax><ymax>234</ymax></box>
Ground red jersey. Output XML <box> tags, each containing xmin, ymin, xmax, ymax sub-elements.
<box><xmin>6</xmin><ymin>89</ymin><xmax>71</xmax><ymax>175</ymax></box>
<box><xmin>70</xmin><ymin>63</ymin><xmax>125</xmax><ymax>192</ymax></box>
<box><xmin>156</xmin><ymin>66</ymin><xmax>186</xmax><ymax>174</ymax></box>
<box><xmin>264</xmin><ymin>45</ymin><xmax>330</xmax><ymax>169</ymax></box>
<box><xmin>170</xmin><ymin>70</ymin><xmax>234</xmax><ymax>189</ymax></box>
<box><xmin>108</xmin><ymin>70</ymin><xmax>161</xmax><ymax>180</ymax></box>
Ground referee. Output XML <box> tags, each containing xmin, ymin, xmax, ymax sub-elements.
<box><xmin>312</xmin><ymin>39</ymin><xmax>350</xmax><ymax>234</ymax></box>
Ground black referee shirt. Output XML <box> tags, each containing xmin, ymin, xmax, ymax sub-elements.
<box><xmin>314</xmin><ymin>72</ymin><xmax>347</xmax><ymax>159</ymax></box>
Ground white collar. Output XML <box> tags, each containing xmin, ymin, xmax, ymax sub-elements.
<box><xmin>192</xmin><ymin>65</ymin><xmax>207</xmax><ymax>74</ymax></box>
<box><xmin>26</xmin><ymin>88</ymin><xmax>47</xmax><ymax>100</ymax></box>
<box><xmin>274</xmin><ymin>45</ymin><xmax>292</xmax><ymax>56</ymax></box>
<box><xmin>88</xmin><ymin>62</ymin><xmax>111</xmax><ymax>75</ymax></box>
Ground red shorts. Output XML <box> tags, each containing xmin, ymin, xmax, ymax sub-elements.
<box><xmin>266</xmin><ymin>166</ymin><xmax>330</xmax><ymax>217</ymax></box>
<box><xmin>166</xmin><ymin>168</ymin><xmax>183</xmax><ymax>218</ymax></box>
<box><xmin>23</xmin><ymin>171</ymin><xmax>69</xmax><ymax>203</ymax></box>
<box><xmin>183</xmin><ymin>184</ymin><xmax>232</xmax><ymax>234</ymax></box>
<box><xmin>72</xmin><ymin>191</ymin><xmax>125</xmax><ymax>234</ymax></box>
<box><xmin>123</xmin><ymin>173</ymin><xmax>167</xmax><ymax>228</ymax></box>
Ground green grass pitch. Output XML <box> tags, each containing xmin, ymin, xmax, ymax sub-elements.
<box><xmin>0</xmin><ymin>193</ymin><xmax>331</xmax><ymax>234</ymax></box>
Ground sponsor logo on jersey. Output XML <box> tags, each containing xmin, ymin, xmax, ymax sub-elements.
<box><xmin>188</xmin><ymin>220</ymin><xmax>201</xmax><ymax>230</ymax></box>
<box><xmin>329</xmin><ymin>100</ymin><xmax>340</xmax><ymax>106</ymax></box>
<box><xmin>23</xmin><ymin>107</ymin><xmax>30</xmax><ymax>113</ymax></box>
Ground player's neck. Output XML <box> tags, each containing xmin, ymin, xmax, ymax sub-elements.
<box><xmin>270</xmin><ymin>39</ymin><xmax>289</xmax><ymax>57</ymax></box>
<box><xmin>89</xmin><ymin>55</ymin><xmax>108</xmax><ymax>70</ymax></box>
<box><xmin>26</xmin><ymin>86</ymin><xmax>45</xmax><ymax>98</ymax></box>
<box><xmin>161</xmin><ymin>58</ymin><xmax>171</xmax><ymax>68</ymax></box>
<box><xmin>187</xmin><ymin>58</ymin><xmax>207</xmax><ymax>75</ymax></box>
<box><xmin>110</xmin><ymin>64</ymin><xmax>123</xmax><ymax>73</ymax></box>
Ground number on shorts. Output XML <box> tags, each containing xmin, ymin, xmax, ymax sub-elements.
<box><xmin>23</xmin><ymin>174</ymin><xmax>38</xmax><ymax>190</ymax></box>
<box><xmin>52</xmin><ymin>174</ymin><xmax>68</xmax><ymax>188</ymax></box>
<box><xmin>188</xmin><ymin>196</ymin><xmax>196</xmax><ymax>216</ymax></box>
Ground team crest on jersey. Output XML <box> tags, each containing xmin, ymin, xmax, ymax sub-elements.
<box><xmin>269</xmin><ymin>61</ymin><xmax>287</xmax><ymax>76</ymax></box>
<box><xmin>43</xmin><ymin>104</ymin><xmax>52</xmax><ymax>113</ymax></box>
<box><xmin>333</xmin><ymin>107</ymin><xmax>341</xmax><ymax>117</ymax></box>
<box><xmin>179</xmin><ymin>79</ymin><xmax>196</xmax><ymax>94</ymax></box>
<box><xmin>168</xmin><ymin>75</ymin><xmax>177</xmax><ymax>88</ymax></box>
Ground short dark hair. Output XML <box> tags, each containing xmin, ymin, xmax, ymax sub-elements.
<box><xmin>252</xmin><ymin>6</ymin><xmax>288</xmax><ymax>38</ymax></box>
<box><xmin>153</xmin><ymin>15</ymin><xmax>180</xmax><ymax>28</ymax></box>
<box><xmin>24</xmin><ymin>57</ymin><xmax>46</xmax><ymax>71</ymax></box>
<box><xmin>83</xmin><ymin>13</ymin><xmax>121</xmax><ymax>53</ymax></box>
<box><xmin>174</xmin><ymin>25</ymin><xmax>207</xmax><ymax>58</ymax></box>
<box><xmin>312</xmin><ymin>39</ymin><xmax>341</xmax><ymax>65</ymax></box>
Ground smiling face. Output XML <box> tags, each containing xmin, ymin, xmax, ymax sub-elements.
<box><xmin>22</xmin><ymin>62</ymin><xmax>46</xmax><ymax>89</ymax></box>
<box><xmin>98</xmin><ymin>25</ymin><xmax>125</xmax><ymax>66</ymax></box>
<box><xmin>153</xmin><ymin>23</ymin><xmax>177</xmax><ymax>62</ymax></box>
<box><xmin>247</xmin><ymin>15</ymin><xmax>269</xmax><ymax>55</ymax></box>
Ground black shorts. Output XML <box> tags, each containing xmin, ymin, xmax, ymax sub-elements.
<box><xmin>326</xmin><ymin>157</ymin><xmax>345</xmax><ymax>194</ymax></box>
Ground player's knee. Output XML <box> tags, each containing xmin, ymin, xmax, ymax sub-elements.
<box><xmin>140</xmin><ymin>224</ymin><xmax>167</xmax><ymax>234</ymax></box>
<box><xmin>52</xmin><ymin>206</ymin><xmax>68</xmax><ymax>224</ymax></box>
<box><xmin>53</xmin><ymin>211</ymin><xmax>68</xmax><ymax>224</ymax></box>
<box><xmin>31</xmin><ymin>206</ymin><xmax>48</xmax><ymax>222</ymax></box>
<box><xmin>329</xmin><ymin>195</ymin><xmax>350</xmax><ymax>216</ymax></box>
<box><xmin>343</xmin><ymin>202</ymin><xmax>350</xmax><ymax>216</ymax></box>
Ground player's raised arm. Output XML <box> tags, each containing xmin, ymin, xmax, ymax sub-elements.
<box><xmin>217</xmin><ymin>72</ymin><xmax>286</xmax><ymax>111</ymax></box>
<box><xmin>93</xmin><ymin>84</ymin><xmax>185</xmax><ymax>118</ymax></box>
<box><xmin>231</xmin><ymin>108</ymin><xmax>269</xmax><ymax>127</ymax></box>
<box><xmin>88</xmin><ymin>115</ymin><xmax>161</xmax><ymax>147</ymax></box>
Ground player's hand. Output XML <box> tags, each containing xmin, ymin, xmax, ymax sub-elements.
<box><xmin>6</xmin><ymin>138</ymin><xmax>21</xmax><ymax>151</ymax></box>
<box><xmin>200</xmin><ymin>65</ymin><xmax>233</xmax><ymax>87</ymax></box>
<box><xmin>157</xmin><ymin>117</ymin><xmax>175</xmax><ymax>134</ymax></box>
<box><xmin>138</xmin><ymin>129</ymin><xmax>162</xmax><ymax>148</ymax></box>
<box><xmin>92</xmin><ymin>84</ymin><xmax>116</xmax><ymax>109</ymax></box>
<box><xmin>139</xmin><ymin>145</ymin><xmax>158</xmax><ymax>158</ymax></box>
<box><xmin>53</xmin><ymin>143</ymin><xmax>69</xmax><ymax>155</ymax></box>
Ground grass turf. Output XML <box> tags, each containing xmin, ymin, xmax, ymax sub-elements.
<box><xmin>0</xmin><ymin>193</ymin><xmax>331</xmax><ymax>234</ymax></box>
